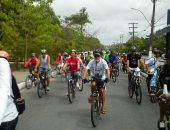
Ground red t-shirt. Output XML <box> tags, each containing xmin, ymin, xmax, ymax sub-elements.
<box><xmin>66</xmin><ymin>57</ymin><xmax>79</xmax><ymax>72</ymax></box>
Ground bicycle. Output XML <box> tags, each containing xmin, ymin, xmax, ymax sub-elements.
<box><xmin>157</xmin><ymin>94</ymin><xmax>170</xmax><ymax>130</ymax></box>
<box><xmin>25</xmin><ymin>72</ymin><xmax>38</xmax><ymax>89</ymax></box>
<box><xmin>85</xmin><ymin>78</ymin><xmax>106</xmax><ymax>127</ymax></box>
<box><xmin>110</xmin><ymin>63</ymin><xmax>118</xmax><ymax>83</ymax></box>
<box><xmin>67</xmin><ymin>71</ymin><xmax>78</xmax><ymax>104</ymax></box>
<box><xmin>128</xmin><ymin>68</ymin><xmax>142</xmax><ymax>104</ymax></box>
<box><xmin>37</xmin><ymin>71</ymin><xmax>48</xmax><ymax>98</ymax></box>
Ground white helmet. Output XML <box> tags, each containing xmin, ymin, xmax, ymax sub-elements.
<box><xmin>41</xmin><ymin>49</ymin><xmax>47</xmax><ymax>54</ymax></box>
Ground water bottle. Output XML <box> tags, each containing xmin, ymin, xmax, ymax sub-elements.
<box><xmin>163</xmin><ymin>84</ymin><xmax>168</xmax><ymax>94</ymax></box>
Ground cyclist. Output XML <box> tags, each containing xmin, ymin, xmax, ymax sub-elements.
<box><xmin>103</xmin><ymin>50</ymin><xmax>110</xmax><ymax>62</ymax></box>
<box><xmin>35</xmin><ymin>49</ymin><xmax>51</xmax><ymax>91</ymax></box>
<box><xmin>157</xmin><ymin>51</ymin><xmax>170</xmax><ymax>130</ymax></box>
<box><xmin>24</xmin><ymin>53</ymin><xmax>38</xmax><ymax>74</ymax></box>
<box><xmin>121</xmin><ymin>53</ymin><xmax>127</xmax><ymax>71</ymax></box>
<box><xmin>145</xmin><ymin>50</ymin><xmax>160</xmax><ymax>95</ymax></box>
<box><xmin>82</xmin><ymin>50</ymin><xmax>110</xmax><ymax>114</ymax></box>
<box><xmin>62</xmin><ymin>52</ymin><xmax>69</xmax><ymax>64</ymax></box>
<box><xmin>85</xmin><ymin>51</ymin><xmax>93</xmax><ymax>65</ymax></box>
<box><xmin>127</xmin><ymin>46</ymin><xmax>145</xmax><ymax>88</ymax></box>
<box><xmin>55</xmin><ymin>52</ymin><xmax>62</xmax><ymax>71</ymax></box>
<box><xmin>63</xmin><ymin>49</ymin><xmax>80</xmax><ymax>88</ymax></box>
<box><xmin>80</xmin><ymin>52</ymin><xmax>85</xmax><ymax>63</ymax></box>
<box><xmin>108</xmin><ymin>50</ymin><xmax>119</xmax><ymax>78</ymax></box>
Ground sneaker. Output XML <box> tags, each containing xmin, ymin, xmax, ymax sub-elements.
<box><xmin>46</xmin><ymin>87</ymin><xmax>50</xmax><ymax>91</ymax></box>
<box><xmin>159</xmin><ymin>120</ymin><xmax>165</xmax><ymax>129</ymax></box>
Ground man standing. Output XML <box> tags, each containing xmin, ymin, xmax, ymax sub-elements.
<box><xmin>0</xmin><ymin>50</ymin><xmax>18</xmax><ymax>130</ymax></box>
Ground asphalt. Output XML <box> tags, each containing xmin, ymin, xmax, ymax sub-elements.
<box><xmin>15</xmin><ymin>71</ymin><xmax>159</xmax><ymax>130</ymax></box>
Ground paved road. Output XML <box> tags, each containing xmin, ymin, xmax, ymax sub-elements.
<box><xmin>16</xmin><ymin>71</ymin><xmax>159</xmax><ymax>130</ymax></box>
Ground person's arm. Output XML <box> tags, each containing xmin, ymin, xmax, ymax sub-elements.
<box><xmin>0</xmin><ymin>59</ymin><xmax>11</xmax><ymax>125</ymax></box>
<box><xmin>82</xmin><ymin>61</ymin><xmax>91</xmax><ymax>79</ymax></box>
<box><xmin>35</xmin><ymin>56</ymin><xmax>40</xmax><ymax>71</ymax></box>
<box><xmin>63</xmin><ymin>59</ymin><xmax>69</xmax><ymax>71</ymax></box>
<box><xmin>47</xmin><ymin>55</ymin><xmax>51</xmax><ymax>68</ymax></box>
<box><xmin>104</xmin><ymin>61</ymin><xmax>110</xmax><ymax>78</ymax></box>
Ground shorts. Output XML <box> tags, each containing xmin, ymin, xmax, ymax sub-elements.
<box><xmin>39</xmin><ymin>67</ymin><xmax>52</xmax><ymax>77</ymax></box>
<box><xmin>92</xmin><ymin>77</ymin><xmax>105</xmax><ymax>89</ymax></box>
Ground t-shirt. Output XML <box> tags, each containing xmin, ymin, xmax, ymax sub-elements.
<box><xmin>108</xmin><ymin>54</ymin><xmax>118</xmax><ymax>63</ymax></box>
<box><xmin>127</xmin><ymin>54</ymin><xmax>141</xmax><ymax>68</ymax></box>
<box><xmin>30</xmin><ymin>58</ymin><xmax>38</xmax><ymax>66</ymax></box>
<box><xmin>66</xmin><ymin>57</ymin><xmax>79</xmax><ymax>72</ymax></box>
<box><xmin>86</xmin><ymin>59</ymin><xmax>109</xmax><ymax>80</ymax></box>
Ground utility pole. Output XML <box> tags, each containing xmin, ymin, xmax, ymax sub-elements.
<box><xmin>129</xmin><ymin>23</ymin><xmax>138</xmax><ymax>46</ymax></box>
<box><xmin>149</xmin><ymin>0</ymin><xmax>157</xmax><ymax>58</ymax></box>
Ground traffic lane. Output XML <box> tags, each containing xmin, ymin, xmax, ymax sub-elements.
<box><xmin>16</xmin><ymin>73</ymin><xmax>159</xmax><ymax>130</ymax></box>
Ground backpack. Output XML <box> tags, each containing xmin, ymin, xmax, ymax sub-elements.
<box><xmin>11</xmin><ymin>75</ymin><xmax>25</xmax><ymax>115</ymax></box>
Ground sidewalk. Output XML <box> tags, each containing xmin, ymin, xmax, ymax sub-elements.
<box><xmin>12</xmin><ymin>69</ymin><xmax>29</xmax><ymax>83</ymax></box>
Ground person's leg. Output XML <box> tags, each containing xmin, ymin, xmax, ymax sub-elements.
<box><xmin>88</xmin><ymin>80</ymin><xmax>96</xmax><ymax>103</ymax></box>
<box><xmin>99</xmin><ymin>88</ymin><xmax>106</xmax><ymax>114</ymax></box>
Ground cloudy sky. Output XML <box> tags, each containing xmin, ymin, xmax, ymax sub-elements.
<box><xmin>51</xmin><ymin>0</ymin><xmax>170</xmax><ymax>45</ymax></box>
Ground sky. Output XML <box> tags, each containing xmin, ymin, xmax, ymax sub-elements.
<box><xmin>51</xmin><ymin>0</ymin><xmax>170</xmax><ymax>45</ymax></box>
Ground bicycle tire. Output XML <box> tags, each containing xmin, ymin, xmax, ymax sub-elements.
<box><xmin>135</xmin><ymin>85</ymin><xmax>142</xmax><ymax>104</ymax></box>
<box><xmin>25</xmin><ymin>75</ymin><xmax>33</xmax><ymax>89</ymax></box>
<box><xmin>78</xmin><ymin>77</ymin><xmax>84</xmax><ymax>92</ymax></box>
<box><xmin>51</xmin><ymin>69</ymin><xmax>58</xmax><ymax>78</ymax></box>
<box><xmin>91</xmin><ymin>97</ymin><xmax>98</xmax><ymax>127</ymax></box>
<box><xmin>37</xmin><ymin>81</ymin><xmax>44</xmax><ymax>98</ymax></box>
<box><xmin>67</xmin><ymin>81</ymin><xmax>74</xmax><ymax>104</ymax></box>
<box><xmin>116</xmin><ymin>69</ymin><xmax>119</xmax><ymax>77</ymax></box>
<box><xmin>112</xmin><ymin>73</ymin><xmax>117</xmax><ymax>83</ymax></box>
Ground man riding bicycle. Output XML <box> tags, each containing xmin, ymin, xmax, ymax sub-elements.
<box><xmin>157</xmin><ymin>51</ymin><xmax>170</xmax><ymax>130</ymax></box>
<box><xmin>63</xmin><ymin>49</ymin><xmax>80</xmax><ymax>88</ymax></box>
<box><xmin>127</xmin><ymin>46</ymin><xmax>145</xmax><ymax>88</ymax></box>
<box><xmin>82</xmin><ymin>50</ymin><xmax>110</xmax><ymax>114</ymax></box>
<box><xmin>121</xmin><ymin>53</ymin><xmax>127</xmax><ymax>71</ymax></box>
<box><xmin>24</xmin><ymin>53</ymin><xmax>38</xmax><ymax>74</ymax></box>
<box><xmin>107</xmin><ymin>50</ymin><xmax>119</xmax><ymax>78</ymax></box>
<box><xmin>35</xmin><ymin>49</ymin><xmax>51</xmax><ymax>91</ymax></box>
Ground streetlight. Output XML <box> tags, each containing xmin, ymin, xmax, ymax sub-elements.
<box><xmin>131</xmin><ymin>8</ymin><xmax>151</xmax><ymax>26</ymax></box>
<box><xmin>131</xmin><ymin>1</ymin><xmax>157</xmax><ymax>58</ymax></box>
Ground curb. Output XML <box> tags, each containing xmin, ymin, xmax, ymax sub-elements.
<box><xmin>18</xmin><ymin>82</ymin><xmax>26</xmax><ymax>90</ymax></box>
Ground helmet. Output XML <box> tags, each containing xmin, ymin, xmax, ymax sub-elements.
<box><xmin>63</xmin><ymin>52</ymin><xmax>68</xmax><ymax>56</ymax></box>
<box><xmin>0</xmin><ymin>51</ymin><xmax>9</xmax><ymax>59</ymax></box>
<box><xmin>130</xmin><ymin>46</ymin><xmax>136</xmax><ymax>52</ymax></box>
<box><xmin>71</xmin><ymin>49</ymin><xmax>77</xmax><ymax>54</ymax></box>
<box><xmin>93</xmin><ymin>50</ymin><xmax>102</xmax><ymax>56</ymax></box>
<box><xmin>165</xmin><ymin>51</ymin><xmax>170</xmax><ymax>59</ymax></box>
<box><xmin>41</xmin><ymin>49</ymin><xmax>47</xmax><ymax>54</ymax></box>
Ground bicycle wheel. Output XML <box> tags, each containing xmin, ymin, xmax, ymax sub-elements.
<box><xmin>37</xmin><ymin>81</ymin><xmax>44</xmax><ymax>98</ymax></box>
<box><xmin>78</xmin><ymin>77</ymin><xmax>84</xmax><ymax>92</ymax></box>
<box><xmin>91</xmin><ymin>96</ymin><xmax>99</xmax><ymax>127</ymax></box>
<box><xmin>60</xmin><ymin>73</ymin><xmax>65</xmax><ymax>82</ymax></box>
<box><xmin>128</xmin><ymin>86</ymin><xmax>134</xmax><ymax>98</ymax></box>
<box><xmin>51</xmin><ymin>69</ymin><xmax>58</xmax><ymax>78</ymax></box>
<box><xmin>112</xmin><ymin>71</ymin><xmax>117</xmax><ymax>83</ymax></box>
<box><xmin>25</xmin><ymin>75</ymin><xmax>33</xmax><ymax>89</ymax></box>
<box><xmin>67</xmin><ymin>81</ymin><xmax>74</xmax><ymax>104</ymax></box>
<box><xmin>116</xmin><ymin>68</ymin><xmax>119</xmax><ymax>77</ymax></box>
<box><xmin>135</xmin><ymin>85</ymin><xmax>142</xmax><ymax>104</ymax></box>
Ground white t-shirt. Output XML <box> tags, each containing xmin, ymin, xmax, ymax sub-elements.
<box><xmin>145</xmin><ymin>57</ymin><xmax>159</xmax><ymax>74</ymax></box>
<box><xmin>86</xmin><ymin>59</ymin><xmax>109</xmax><ymax>80</ymax></box>
<box><xmin>0</xmin><ymin>58</ymin><xmax>18</xmax><ymax>125</ymax></box>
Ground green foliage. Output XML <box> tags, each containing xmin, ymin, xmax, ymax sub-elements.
<box><xmin>0</xmin><ymin>2</ymin><xmax>102</xmax><ymax>67</ymax></box>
